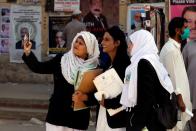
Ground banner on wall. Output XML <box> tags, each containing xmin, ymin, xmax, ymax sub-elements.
<box><xmin>48</xmin><ymin>16</ymin><xmax>71</xmax><ymax>55</ymax></box>
<box><xmin>170</xmin><ymin>0</ymin><xmax>195</xmax><ymax>5</ymax></box>
<box><xmin>0</xmin><ymin>7</ymin><xmax>11</xmax><ymax>54</ymax></box>
<box><xmin>54</xmin><ymin>0</ymin><xmax>80</xmax><ymax>12</ymax></box>
<box><xmin>127</xmin><ymin>4</ymin><xmax>146</xmax><ymax>34</ymax></box>
<box><xmin>9</xmin><ymin>5</ymin><xmax>41</xmax><ymax>63</ymax></box>
<box><xmin>170</xmin><ymin>0</ymin><xmax>196</xmax><ymax>41</ymax></box>
<box><xmin>170</xmin><ymin>0</ymin><xmax>196</xmax><ymax>18</ymax></box>
<box><xmin>127</xmin><ymin>3</ymin><xmax>165</xmax><ymax>34</ymax></box>
<box><xmin>17</xmin><ymin>0</ymin><xmax>40</xmax><ymax>5</ymax></box>
<box><xmin>127</xmin><ymin>3</ymin><xmax>165</xmax><ymax>50</ymax></box>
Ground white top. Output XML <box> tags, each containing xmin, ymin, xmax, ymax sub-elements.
<box><xmin>160</xmin><ymin>38</ymin><xmax>192</xmax><ymax>130</ymax></box>
<box><xmin>160</xmin><ymin>38</ymin><xmax>190</xmax><ymax>95</ymax></box>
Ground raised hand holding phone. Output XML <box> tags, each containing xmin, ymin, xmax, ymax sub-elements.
<box><xmin>23</xmin><ymin>33</ymin><xmax>32</xmax><ymax>56</ymax></box>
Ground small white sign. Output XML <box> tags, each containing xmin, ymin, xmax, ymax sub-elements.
<box><xmin>54</xmin><ymin>0</ymin><xmax>80</xmax><ymax>12</ymax></box>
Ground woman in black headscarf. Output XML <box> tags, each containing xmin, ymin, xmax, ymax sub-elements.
<box><xmin>95</xmin><ymin>26</ymin><xmax>130</xmax><ymax>131</ymax></box>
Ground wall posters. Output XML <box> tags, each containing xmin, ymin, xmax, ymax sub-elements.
<box><xmin>0</xmin><ymin>7</ymin><xmax>11</xmax><ymax>54</ymax></box>
<box><xmin>127</xmin><ymin>3</ymin><xmax>165</xmax><ymax>33</ymax></box>
<box><xmin>170</xmin><ymin>0</ymin><xmax>196</xmax><ymax>41</ymax></box>
<box><xmin>9</xmin><ymin>5</ymin><xmax>41</xmax><ymax>63</ymax></box>
<box><xmin>127</xmin><ymin>3</ymin><xmax>165</xmax><ymax>50</ymax></box>
<box><xmin>48</xmin><ymin>16</ymin><xmax>71</xmax><ymax>55</ymax></box>
<box><xmin>17</xmin><ymin>0</ymin><xmax>40</xmax><ymax>5</ymax></box>
<box><xmin>127</xmin><ymin>4</ymin><xmax>146</xmax><ymax>34</ymax></box>
<box><xmin>80</xmin><ymin>0</ymin><xmax>119</xmax><ymax>27</ymax></box>
<box><xmin>54</xmin><ymin>0</ymin><xmax>80</xmax><ymax>12</ymax></box>
<box><xmin>170</xmin><ymin>0</ymin><xmax>195</xmax><ymax>18</ymax></box>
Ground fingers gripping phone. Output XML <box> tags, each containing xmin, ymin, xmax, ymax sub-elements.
<box><xmin>23</xmin><ymin>33</ymin><xmax>29</xmax><ymax>42</ymax></box>
<box><xmin>23</xmin><ymin>33</ymin><xmax>30</xmax><ymax>47</ymax></box>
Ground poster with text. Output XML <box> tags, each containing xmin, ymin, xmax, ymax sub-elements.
<box><xmin>17</xmin><ymin>0</ymin><xmax>40</xmax><ymax>5</ymax></box>
<box><xmin>127</xmin><ymin>3</ymin><xmax>165</xmax><ymax>50</ymax></box>
<box><xmin>170</xmin><ymin>0</ymin><xmax>196</xmax><ymax>41</ymax></box>
<box><xmin>170</xmin><ymin>0</ymin><xmax>196</xmax><ymax>18</ymax></box>
<box><xmin>0</xmin><ymin>7</ymin><xmax>11</xmax><ymax>54</ymax></box>
<box><xmin>48</xmin><ymin>16</ymin><xmax>71</xmax><ymax>55</ymax></box>
<box><xmin>54</xmin><ymin>0</ymin><xmax>80</xmax><ymax>12</ymax></box>
<box><xmin>10</xmin><ymin>5</ymin><xmax>41</xmax><ymax>63</ymax></box>
<box><xmin>127</xmin><ymin>4</ymin><xmax>146</xmax><ymax>34</ymax></box>
<box><xmin>127</xmin><ymin>3</ymin><xmax>165</xmax><ymax>34</ymax></box>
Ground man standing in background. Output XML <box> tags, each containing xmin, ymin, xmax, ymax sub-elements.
<box><xmin>63</xmin><ymin>9</ymin><xmax>86</xmax><ymax>51</ymax></box>
<box><xmin>182</xmin><ymin>39</ymin><xmax>196</xmax><ymax>131</ymax></box>
<box><xmin>160</xmin><ymin>17</ymin><xmax>192</xmax><ymax>131</ymax></box>
<box><xmin>181</xmin><ymin>5</ymin><xmax>196</xmax><ymax>131</ymax></box>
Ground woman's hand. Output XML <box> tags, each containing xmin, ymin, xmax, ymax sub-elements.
<box><xmin>99</xmin><ymin>94</ymin><xmax>105</xmax><ymax>106</ymax></box>
<box><xmin>72</xmin><ymin>90</ymin><xmax>88</xmax><ymax>103</ymax></box>
<box><xmin>23</xmin><ymin>34</ymin><xmax>32</xmax><ymax>56</ymax></box>
<box><xmin>177</xmin><ymin>94</ymin><xmax>186</xmax><ymax>112</ymax></box>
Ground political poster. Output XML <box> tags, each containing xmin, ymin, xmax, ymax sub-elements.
<box><xmin>48</xmin><ymin>16</ymin><xmax>71</xmax><ymax>55</ymax></box>
<box><xmin>170</xmin><ymin>0</ymin><xmax>196</xmax><ymax>41</ymax></box>
<box><xmin>54</xmin><ymin>0</ymin><xmax>80</xmax><ymax>12</ymax></box>
<box><xmin>0</xmin><ymin>7</ymin><xmax>11</xmax><ymax>54</ymax></box>
<box><xmin>9</xmin><ymin>5</ymin><xmax>41</xmax><ymax>63</ymax></box>
<box><xmin>127</xmin><ymin>3</ymin><xmax>165</xmax><ymax>50</ymax></box>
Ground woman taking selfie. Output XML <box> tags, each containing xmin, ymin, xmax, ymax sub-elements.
<box><xmin>22</xmin><ymin>31</ymin><xmax>100</xmax><ymax>131</ymax></box>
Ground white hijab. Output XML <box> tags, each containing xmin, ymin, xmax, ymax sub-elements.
<box><xmin>120</xmin><ymin>29</ymin><xmax>174</xmax><ymax>108</ymax></box>
<box><xmin>61</xmin><ymin>31</ymin><xmax>100</xmax><ymax>85</ymax></box>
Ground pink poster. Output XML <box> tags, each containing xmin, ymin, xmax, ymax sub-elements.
<box><xmin>170</xmin><ymin>5</ymin><xmax>195</xmax><ymax>18</ymax></box>
<box><xmin>170</xmin><ymin>0</ymin><xmax>196</xmax><ymax>40</ymax></box>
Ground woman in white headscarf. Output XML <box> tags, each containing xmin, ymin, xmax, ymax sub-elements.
<box><xmin>120</xmin><ymin>29</ymin><xmax>174</xmax><ymax>131</ymax></box>
<box><xmin>22</xmin><ymin>31</ymin><xmax>100</xmax><ymax>131</ymax></box>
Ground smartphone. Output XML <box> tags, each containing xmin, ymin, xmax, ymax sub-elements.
<box><xmin>23</xmin><ymin>34</ymin><xmax>28</xmax><ymax>41</ymax></box>
<box><xmin>23</xmin><ymin>33</ymin><xmax>30</xmax><ymax>47</ymax></box>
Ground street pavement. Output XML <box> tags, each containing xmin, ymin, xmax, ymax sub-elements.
<box><xmin>0</xmin><ymin>119</ymin><xmax>96</xmax><ymax>131</ymax></box>
<box><xmin>0</xmin><ymin>82</ymin><xmax>96</xmax><ymax>131</ymax></box>
<box><xmin>0</xmin><ymin>119</ymin><xmax>44</xmax><ymax>131</ymax></box>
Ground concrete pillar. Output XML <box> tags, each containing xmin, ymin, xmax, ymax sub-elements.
<box><xmin>119</xmin><ymin>0</ymin><xmax>128</xmax><ymax>32</ymax></box>
<box><xmin>165</xmin><ymin>0</ymin><xmax>170</xmax><ymax>41</ymax></box>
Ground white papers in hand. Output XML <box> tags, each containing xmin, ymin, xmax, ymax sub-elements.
<box><xmin>107</xmin><ymin>106</ymin><xmax>125</xmax><ymax>116</ymax></box>
<box><xmin>93</xmin><ymin>68</ymin><xmax>123</xmax><ymax>100</ymax></box>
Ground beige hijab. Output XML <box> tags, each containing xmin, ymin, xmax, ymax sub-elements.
<box><xmin>61</xmin><ymin>31</ymin><xmax>100</xmax><ymax>85</ymax></box>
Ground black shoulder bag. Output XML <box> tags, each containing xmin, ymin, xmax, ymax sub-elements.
<box><xmin>153</xmin><ymin>92</ymin><xmax>178</xmax><ymax>129</ymax></box>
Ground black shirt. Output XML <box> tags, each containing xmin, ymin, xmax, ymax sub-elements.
<box><xmin>22</xmin><ymin>52</ymin><xmax>91</xmax><ymax>130</ymax></box>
